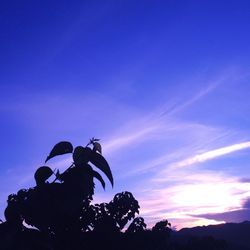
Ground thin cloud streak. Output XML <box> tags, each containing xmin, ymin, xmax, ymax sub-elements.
<box><xmin>160</xmin><ymin>79</ymin><xmax>222</xmax><ymax>117</ymax></box>
<box><xmin>168</xmin><ymin>141</ymin><xmax>250</xmax><ymax>170</ymax></box>
<box><xmin>103</xmin><ymin>124</ymin><xmax>160</xmax><ymax>155</ymax></box>
<box><xmin>119</xmin><ymin>125</ymin><xmax>235</xmax><ymax>179</ymax></box>
<box><xmin>103</xmin><ymin>81</ymin><xmax>222</xmax><ymax>155</ymax></box>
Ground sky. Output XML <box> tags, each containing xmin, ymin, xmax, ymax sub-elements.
<box><xmin>1</xmin><ymin>0</ymin><xmax>250</xmax><ymax>230</ymax></box>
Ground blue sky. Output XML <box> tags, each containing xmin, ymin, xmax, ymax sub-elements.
<box><xmin>1</xmin><ymin>0</ymin><xmax>250</xmax><ymax>229</ymax></box>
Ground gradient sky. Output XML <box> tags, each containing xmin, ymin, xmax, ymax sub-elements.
<box><xmin>1</xmin><ymin>0</ymin><xmax>250</xmax><ymax>229</ymax></box>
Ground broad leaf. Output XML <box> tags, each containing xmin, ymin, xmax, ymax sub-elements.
<box><xmin>92</xmin><ymin>170</ymin><xmax>105</xmax><ymax>189</ymax></box>
<box><xmin>45</xmin><ymin>141</ymin><xmax>73</xmax><ymax>162</ymax></box>
<box><xmin>34</xmin><ymin>166</ymin><xmax>53</xmax><ymax>185</ymax></box>
<box><xmin>89</xmin><ymin>151</ymin><xmax>114</xmax><ymax>187</ymax></box>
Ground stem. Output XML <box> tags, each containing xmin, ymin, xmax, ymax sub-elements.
<box><xmin>52</xmin><ymin>163</ymin><xmax>74</xmax><ymax>183</ymax></box>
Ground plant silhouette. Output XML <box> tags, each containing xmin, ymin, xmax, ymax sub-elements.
<box><xmin>3</xmin><ymin>140</ymin><xmax>114</xmax><ymax>236</ymax></box>
<box><xmin>0</xmin><ymin>139</ymin><xmax>228</xmax><ymax>250</ymax></box>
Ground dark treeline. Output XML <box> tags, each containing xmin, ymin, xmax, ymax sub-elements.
<box><xmin>0</xmin><ymin>140</ymin><xmax>230</xmax><ymax>249</ymax></box>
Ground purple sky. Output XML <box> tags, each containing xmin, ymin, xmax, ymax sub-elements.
<box><xmin>1</xmin><ymin>0</ymin><xmax>250</xmax><ymax>229</ymax></box>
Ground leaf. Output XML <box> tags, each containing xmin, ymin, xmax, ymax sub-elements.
<box><xmin>93</xmin><ymin>142</ymin><xmax>102</xmax><ymax>154</ymax></box>
<box><xmin>45</xmin><ymin>141</ymin><xmax>73</xmax><ymax>162</ymax></box>
<box><xmin>73</xmin><ymin>146</ymin><xmax>91</xmax><ymax>165</ymax></box>
<box><xmin>34</xmin><ymin>166</ymin><xmax>54</xmax><ymax>185</ymax></box>
<box><xmin>89</xmin><ymin>151</ymin><xmax>114</xmax><ymax>187</ymax></box>
<box><xmin>92</xmin><ymin>170</ymin><xmax>105</xmax><ymax>189</ymax></box>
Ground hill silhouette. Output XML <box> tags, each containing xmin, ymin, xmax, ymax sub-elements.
<box><xmin>177</xmin><ymin>221</ymin><xmax>250</xmax><ymax>249</ymax></box>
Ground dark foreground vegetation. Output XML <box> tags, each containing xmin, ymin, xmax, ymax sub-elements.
<box><xmin>0</xmin><ymin>139</ymin><xmax>248</xmax><ymax>249</ymax></box>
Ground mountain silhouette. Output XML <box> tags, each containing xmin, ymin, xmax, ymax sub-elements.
<box><xmin>177</xmin><ymin>221</ymin><xmax>250</xmax><ymax>249</ymax></box>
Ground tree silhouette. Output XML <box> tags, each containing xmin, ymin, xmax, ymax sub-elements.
<box><xmin>0</xmin><ymin>138</ymin><xmax>228</xmax><ymax>250</ymax></box>
<box><xmin>80</xmin><ymin>191</ymin><xmax>140</xmax><ymax>232</ymax></box>
<box><xmin>126</xmin><ymin>217</ymin><xmax>147</xmax><ymax>233</ymax></box>
<box><xmin>152</xmin><ymin>219</ymin><xmax>172</xmax><ymax>234</ymax></box>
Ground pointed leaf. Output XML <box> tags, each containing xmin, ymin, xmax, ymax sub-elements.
<box><xmin>89</xmin><ymin>151</ymin><xmax>114</xmax><ymax>187</ymax></box>
<box><xmin>92</xmin><ymin>170</ymin><xmax>105</xmax><ymax>189</ymax></box>
<box><xmin>45</xmin><ymin>141</ymin><xmax>73</xmax><ymax>162</ymax></box>
<box><xmin>93</xmin><ymin>142</ymin><xmax>102</xmax><ymax>154</ymax></box>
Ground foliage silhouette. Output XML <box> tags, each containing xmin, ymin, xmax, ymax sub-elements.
<box><xmin>79</xmin><ymin>191</ymin><xmax>140</xmax><ymax>233</ymax></box>
<box><xmin>152</xmin><ymin>219</ymin><xmax>172</xmax><ymax>234</ymax></box>
<box><xmin>34</xmin><ymin>166</ymin><xmax>54</xmax><ymax>186</ymax></box>
<box><xmin>45</xmin><ymin>141</ymin><xmax>73</xmax><ymax>163</ymax></box>
<box><xmin>0</xmin><ymin>138</ymin><xmax>230</xmax><ymax>250</ymax></box>
<box><xmin>126</xmin><ymin>217</ymin><xmax>147</xmax><ymax>233</ymax></box>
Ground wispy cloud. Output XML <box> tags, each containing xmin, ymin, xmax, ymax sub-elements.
<box><xmin>103</xmin><ymin>78</ymin><xmax>224</xmax><ymax>156</ymax></box>
<box><xmin>47</xmin><ymin>82</ymin><xmax>221</xmax><ymax>170</ymax></box>
<box><xmin>159</xmin><ymin>73</ymin><xmax>227</xmax><ymax>118</ymax></box>
<box><xmin>166</xmin><ymin>82</ymin><xmax>220</xmax><ymax>117</ymax></box>
<box><xmin>167</xmin><ymin>141</ymin><xmax>250</xmax><ymax>170</ymax></box>
<box><xmin>192</xmin><ymin>197</ymin><xmax>250</xmax><ymax>223</ymax></box>
<box><xmin>103</xmin><ymin>121</ymin><xmax>161</xmax><ymax>155</ymax></box>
